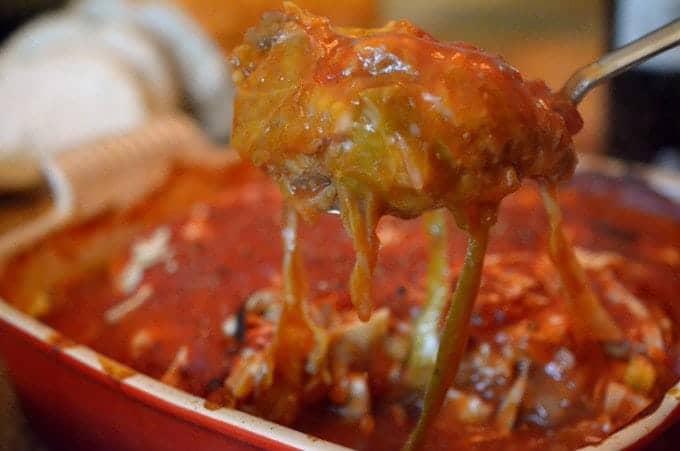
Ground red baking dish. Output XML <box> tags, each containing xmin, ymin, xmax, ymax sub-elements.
<box><xmin>0</xmin><ymin>137</ymin><xmax>679</xmax><ymax>450</ymax></box>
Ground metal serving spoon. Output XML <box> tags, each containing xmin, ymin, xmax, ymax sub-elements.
<box><xmin>561</xmin><ymin>18</ymin><xmax>680</xmax><ymax>105</ymax></box>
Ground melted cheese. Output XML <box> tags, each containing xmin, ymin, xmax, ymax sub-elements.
<box><xmin>104</xmin><ymin>283</ymin><xmax>153</xmax><ymax>324</ymax></box>
<box><xmin>336</xmin><ymin>181</ymin><xmax>380</xmax><ymax>321</ymax></box>
<box><xmin>117</xmin><ymin>226</ymin><xmax>174</xmax><ymax>294</ymax></box>
<box><xmin>540</xmin><ymin>185</ymin><xmax>622</xmax><ymax>342</ymax></box>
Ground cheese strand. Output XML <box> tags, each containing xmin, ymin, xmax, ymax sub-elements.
<box><xmin>404</xmin><ymin>224</ymin><xmax>490</xmax><ymax>451</ymax></box>
<box><xmin>539</xmin><ymin>184</ymin><xmax>622</xmax><ymax>342</ymax></box>
<box><xmin>407</xmin><ymin>209</ymin><xmax>451</xmax><ymax>388</ymax></box>
<box><xmin>337</xmin><ymin>181</ymin><xmax>381</xmax><ymax>321</ymax></box>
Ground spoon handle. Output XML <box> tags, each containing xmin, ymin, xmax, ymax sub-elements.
<box><xmin>561</xmin><ymin>18</ymin><xmax>680</xmax><ymax>104</ymax></box>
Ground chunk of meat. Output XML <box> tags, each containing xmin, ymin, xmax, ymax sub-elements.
<box><xmin>231</xmin><ymin>2</ymin><xmax>581</xmax><ymax>321</ymax></box>
<box><xmin>232</xmin><ymin>3</ymin><xmax>580</xmax><ymax>221</ymax></box>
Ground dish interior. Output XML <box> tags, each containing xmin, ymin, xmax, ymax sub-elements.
<box><xmin>1</xmin><ymin>161</ymin><xmax>679</xmax><ymax>450</ymax></box>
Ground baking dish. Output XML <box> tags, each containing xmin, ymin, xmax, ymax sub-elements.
<box><xmin>0</xmin><ymin>119</ymin><xmax>678</xmax><ymax>450</ymax></box>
